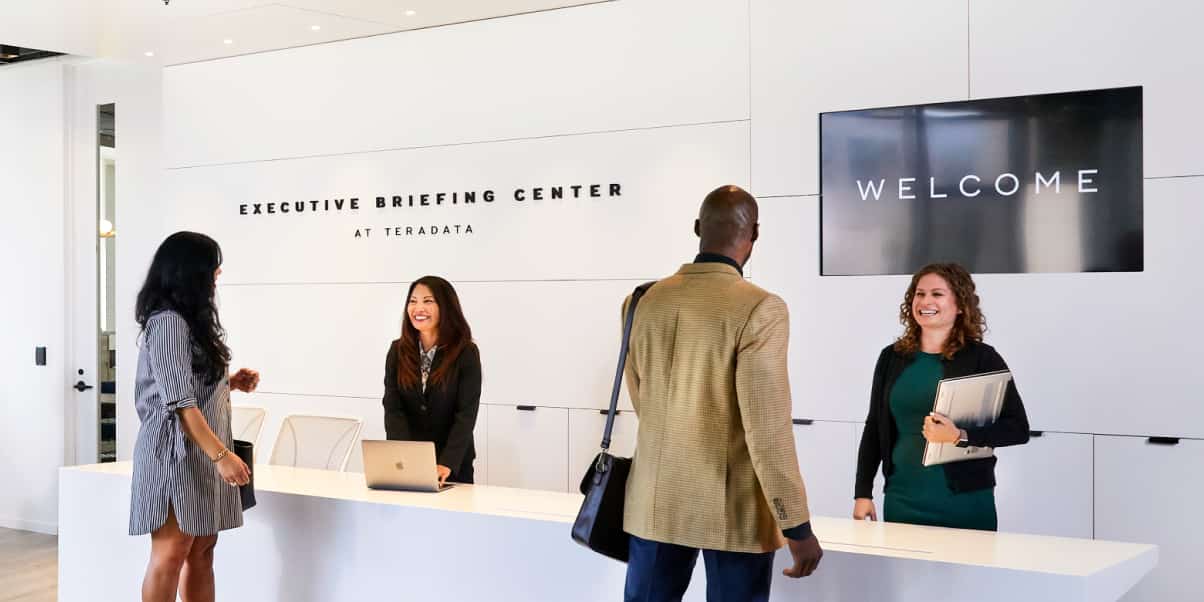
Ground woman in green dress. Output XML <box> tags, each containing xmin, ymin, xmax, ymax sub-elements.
<box><xmin>852</xmin><ymin>263</ymin><xmax>1030</xmax><ymax>530</ymax></box>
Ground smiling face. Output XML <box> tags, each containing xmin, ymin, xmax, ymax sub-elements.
<box><xmin>407</xmin><ymin>283</ymin><xmax>440</xmax><ymax>340</ymax></box>
<box><xmin>911</xmin><ymin>273</ymin><xmax>961</xmax><ymax>333</ymax></box>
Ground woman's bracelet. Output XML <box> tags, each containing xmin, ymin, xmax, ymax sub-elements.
<box><xmin>212</xmin><ymin>448</ymin><xmax>230</xmax><ymax>463</ymax></box>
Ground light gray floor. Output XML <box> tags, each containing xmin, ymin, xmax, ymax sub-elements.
<box><xmin>0</xmin><ymin>528</ymin><xmax>56</xmax><ymax>602</ymax></box>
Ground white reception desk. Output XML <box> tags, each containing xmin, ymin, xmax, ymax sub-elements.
<box><xmin>59</xmin><ymin>462</ymin><xmax>1155</xmax><ymax>601</ymax></box>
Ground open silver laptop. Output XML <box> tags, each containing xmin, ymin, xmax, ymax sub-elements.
<box><xmin>362</xmin><ymin>440</ymin><xmax>454</xmax><ymax>492</ymax></box>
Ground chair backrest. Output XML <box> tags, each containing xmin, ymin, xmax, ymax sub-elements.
<box><xmin>230</xmin><ymin>405</ymin><xmax>267</xmax><ymax>447</ymax></box>
<box><xmin>269</xmin><ymin>414</ymin><xmax>364</xmax><ymax>471</ymax></box>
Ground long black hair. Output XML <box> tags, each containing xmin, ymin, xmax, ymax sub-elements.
<box><xmin>136</xmin><ymin>231</ymin><xmax>231</xmax><ymax>384</ymax></box>
<box><xmin>396</xmin><ymin>276</ymin><xmax>473</xmax><ymax>391</ymax></box>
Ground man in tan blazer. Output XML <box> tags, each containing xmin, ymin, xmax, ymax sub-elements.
<box><xmin>622</xmin><ymin>185</ymin><xmax>822</xmax><ymax>601</ymax></box>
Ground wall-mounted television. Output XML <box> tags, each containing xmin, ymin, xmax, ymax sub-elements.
<box><xmin>819</xmin><ymin>86</ymin><xmax>1143</xmax><ymax>276</ymax></box>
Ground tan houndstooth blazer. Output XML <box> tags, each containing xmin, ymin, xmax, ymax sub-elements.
<box><xmin>621</xmin><ymin>262</ymin><xmax>810</xmax><ymax>553</ymax></box>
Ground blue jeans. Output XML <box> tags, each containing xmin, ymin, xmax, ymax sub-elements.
<box><xmin>624</xmin><ymin>535</ymin><xmax>776</xmax><ymax>602</ymax></box>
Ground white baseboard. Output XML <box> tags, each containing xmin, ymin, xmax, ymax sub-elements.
<box><xmin>0</xmin><ymin>516</ymin><xmax>58</xmax><ymax>535</ymax></box>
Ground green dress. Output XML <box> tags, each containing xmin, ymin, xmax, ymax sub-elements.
<box><xmin>883</xmin><ymin>352</ymin><xmax>997</xmax><ymax>531</ymax></box>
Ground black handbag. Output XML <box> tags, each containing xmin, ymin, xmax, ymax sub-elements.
<box><xmin>231</xmin><ymin>439</ymin><xmax>256</xmax><ymax>510</ymax></box>
<box><xmin>571</xmin><ymin>281</ymin><xmax>654</xmax><ymax>562</ymax></box>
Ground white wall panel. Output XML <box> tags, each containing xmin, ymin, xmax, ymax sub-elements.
<box><xmin>567</xmin><ymin>409</ymin><xmax>637</xmax><ymax>493</ymax></box>
<box><xmin>793</xmin><ymin>421</ymin><xmax>858</xmax><ymax>519</ymax></box>
<box><xmin>1095</xmin><ymin>435</ymin><xmax>1204</xmax><ymax>602</ymax></box>
<box><xmin>167</xmin><ymin>121</ymin><xmax>748</xmax><ymax>284</ymax></box>
<box><xmin>750</xmin><ymin>0</ymin><xmax>968</xmax><ymax>197</ymax></box>
<box><xmin>465</xmin><ymin>280</ymin><xmax>638</xmax><ymax>411</ymax></box>
<box><xmin>487</xmin><ymin>405</ymin><xmax>569</xmax><ymax>492</ymax></box>
<box><xmin>218</xmin><ymin>279</ymin><xmax>640</xmax><ymax>410</ymax></box>
<box><xmin>994</xmin><ymin>433</ymin><xmax>1093</xmax><ymax>539</ymax></box>
<box><xmin>0</xmin><ymin>61</ymin><xmax>68</xmax><ymax>533</ymax></box>
<box><xmin>750</xmin><ymin>195</ymin><xmax>904</xmax><ymax>423</ymax></box>
<box><xmin>218</xmin><ymin>283</ymin><xmax>403</xmax><ymax>400</ymax></box>
<box><xmin>970</xmin><ymin>0</ymin><xmax>1204</xmax><ymax>178</ymax></box>
<box><xmin>755</xmin><ymin>177</ymin><xmax>1204</xmax><ymax>438</ymax></box>
<box><xmin>163</xmin><ymin>0</ymin><xmax>749</xmax><ymax>167</ymax></box>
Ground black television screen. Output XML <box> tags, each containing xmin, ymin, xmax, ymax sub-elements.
<box><xmin>819</xmin><ymin>87</ymin><xmax>1143</xmax><ymax>276</ymax></box>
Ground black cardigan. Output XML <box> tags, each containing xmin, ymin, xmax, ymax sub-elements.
<box><xmin>854</xmin><ymin>341</ymin><xmax>1030</xmax><ymax>499</ymax></box>
<box><xmin>382</xmin><ymin>340</ymin><xmax>482</xmax><ymax>480</ymax></box>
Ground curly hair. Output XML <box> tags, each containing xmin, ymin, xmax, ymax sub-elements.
<box><xmin>893</xmin><ymin>263</ymin><xmax>987</xmax><ymax>359</ymax></box>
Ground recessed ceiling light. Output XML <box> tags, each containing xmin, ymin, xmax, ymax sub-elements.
<box><xmin>144</xmin><ymin>51</ymin><xmax>155</xmax><ymax>57</ymax></box>
<box><xmin>310</xmin><ymin>25</ymin><xmax>321</xmax><ymax>31</ymax></box>
<box><xmin>405</xmin><ymin>10</ymin><xmax>416</xmax><ymax>16</ymax></box>
<box><xmin>223</xmin><ymin>39</ymin><xmax>234</xmax><ymax>45</ymax></box>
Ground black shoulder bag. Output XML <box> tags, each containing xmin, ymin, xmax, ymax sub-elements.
<box><xmin>570</xmin><ymin>281</ymin><xmax>654</xmax><ymax>562</ymax></box>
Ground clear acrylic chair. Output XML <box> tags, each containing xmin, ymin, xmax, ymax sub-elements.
<box><xmin>268</xmin><ymin>414</ymin><xmax>364</xmax><ymax>472</ymax></box>
<box><xmin>230</xmin><ymin>405</ymin><xmax>267</xmax><ymax>446</ymax></box>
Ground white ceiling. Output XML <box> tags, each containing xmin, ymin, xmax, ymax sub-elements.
<box><xmin>114</xmin><ymin>0</ymin><xmax>610</xmax><ymax>64</ymax></box>
<box><xmin>0</xmin><ymin>0</ymin><xmax>610</xmax><ymax>65</ymax></box>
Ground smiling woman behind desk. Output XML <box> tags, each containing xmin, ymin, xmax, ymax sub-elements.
<box><xmin>382</xmin><ymin>275</ymin><xmax>482</xmax><ymax>485</ymax></box>
<box><xmin>852</xmin><ymin>263</ymin><xmax>1030</xmax><ymax>531</ymax></box>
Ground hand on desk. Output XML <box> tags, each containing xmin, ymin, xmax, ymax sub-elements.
<box><xmin>436</xmin><ymin>465</ymin><xmax>451</xmax><ymax>485</ymax></box>
<box><xmin>783</xmin><ymin>534</ymin><xmax>823</xmax><ymax>578</ymax></box>
<box><xmin>923</xmin><ymin>412</ymin><xmax>961</xmax><ymax>444</ymax></box>
<box><xmin>853</xmin><ymin>498</ymin><xmax>878</xmax><ymax>521</ymax></box>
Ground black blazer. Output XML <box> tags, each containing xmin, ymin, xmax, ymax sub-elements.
<box><xmin>855</xmin><ymin>340</ymin><xmax>1029</xmax><ymax>499</ymax></box>
<box><xmin>382</xmin><ymin>340</ymin><xmax>482</xmax><ymax>481</ymax></box>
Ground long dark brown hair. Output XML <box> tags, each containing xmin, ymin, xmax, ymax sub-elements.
<box><xmin>396</xmin><ymin>276</ymin><xmax>473</xmax><ymax>391</ymax></box>
<box><xmin>893</xmin><ymin>262</ymin><xmax>986</xmax><ymax>359</ymax></box>
<box><xmin>135</xmin><ymin>231</ymin><xmax>230</xmax><ymax>384</ymax></box>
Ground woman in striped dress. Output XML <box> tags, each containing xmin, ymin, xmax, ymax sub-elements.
<box><xmin>129</xmin><ymin>232</ymin><xmax>259</xmax><ymax>602</ymax></box>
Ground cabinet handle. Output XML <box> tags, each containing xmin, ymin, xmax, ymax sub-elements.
<box><xmin>792</xmin><ymin>418</ymin><xmax>814</xmax><ymax>426</ymax></box>
<box><xmin>599</xmin><ymin>409</ymin><xmax>621</xmax><ymax>416</ymax></box>
<box><xmin>1147</xmin><ymin>436</ymin><xmax>1180</xmax><ymax>445</ymax></box>
<box><xmin>516</xmin><ymin>405</ymin><xmax>536</xmax><ymax>412</ymax></box>
<box><xmin>1029</xmin><ymin>430</ymin><xmax>1044</xmax><ymax>438</ymax></box>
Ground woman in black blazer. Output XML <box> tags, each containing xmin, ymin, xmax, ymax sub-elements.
<box><xmin>383</xmin><ymin>276</ymin><xmax>482</xmax><ymax>485</ymax></box>
<box><xmin>853</xmin><ymin>263</ymin><xmax>1029</xmax><ymax>531</ymax></box>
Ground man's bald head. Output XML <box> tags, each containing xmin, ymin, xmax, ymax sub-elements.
<box><xmin>695</xmin><ymin>185</ymin><xmax>760</xmax><ymax>266</ymax></box>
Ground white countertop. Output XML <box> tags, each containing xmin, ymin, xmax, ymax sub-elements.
<box><xmin>67</xmin><ymin>461</ymin><xmax>1152</xmax><ymax>581</ymax></box>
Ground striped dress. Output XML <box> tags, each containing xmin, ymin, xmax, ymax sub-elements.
<box><xmin>128</xmin><ymin>310</ymin><xmax>242</xmax><ymax>536</ymax></box>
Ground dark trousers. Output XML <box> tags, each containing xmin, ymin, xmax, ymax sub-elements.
<box><xmin>451</xmin><ymin>462</ymin><xmax>474</xmax><ymax>484</ymax></box>
<box><xmin>624</xmin><ymin>535</ymin><xmax>776</xmax><ymax>602</ymax></box>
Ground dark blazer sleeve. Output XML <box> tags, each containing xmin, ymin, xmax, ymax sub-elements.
<box><xmin>963</xmin><ymin>345</ymin><xmax>1030</xmax><ymax>448</ymax></box>
<box><xmin>382</xmin><ymin>341</ymin><xmax>412</xmax><ymax>440</ymax></box>
<box><xmin>855</xmin><ymin>346</ymin><xmax>892</xmax><ymax>499</ymax></box>
<box><xmin>436</xmin><ymin>343</ymin><xmax>482</xmax><ymax>470</ymax></box>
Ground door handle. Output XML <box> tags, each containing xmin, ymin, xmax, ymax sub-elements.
<box><xmin>73</xmin><ymin>380</ymin><xmax>94</xmax><ymax>392</ymax></box>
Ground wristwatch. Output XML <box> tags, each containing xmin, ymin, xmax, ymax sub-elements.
<box><xmin>955</xmin><ymin>429</ymin><xmax>970</xmax><ymax>448</ymax></box>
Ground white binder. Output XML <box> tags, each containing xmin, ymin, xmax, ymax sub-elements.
<box><xmin>921</xmin><ymin>370</ymin><xmax>1012</xmax><ymax>467</ymax></box>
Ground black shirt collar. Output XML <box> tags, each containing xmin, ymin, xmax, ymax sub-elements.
<box><xmin>693</xmin><ymin>252</ymin><xmax>743</xmax><ymax>276</ymax></box>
